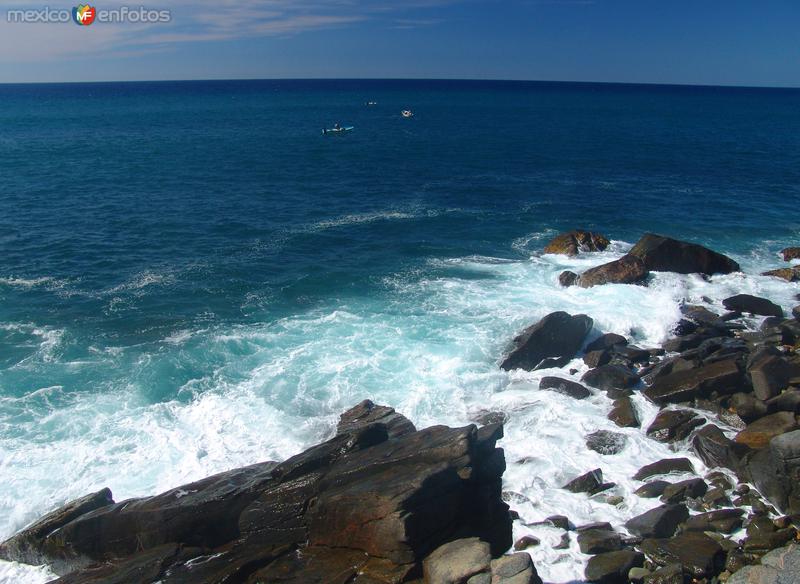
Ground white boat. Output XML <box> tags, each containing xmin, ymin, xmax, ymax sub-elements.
<box><xmin>401</xmin><ymin>110</ymin><xmax>413</xmax><ymax>118</ymax></box>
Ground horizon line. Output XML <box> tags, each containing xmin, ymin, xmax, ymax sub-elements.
<box><xmin>0</xmin><ymin>76</ymin><xmax>798</xmax><ymax>91</ymax></box>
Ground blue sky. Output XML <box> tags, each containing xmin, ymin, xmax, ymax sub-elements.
<box><xmin>0</xmin><ymin>0</ymin><xmax>798</xmax><ymax>86</ymax></box>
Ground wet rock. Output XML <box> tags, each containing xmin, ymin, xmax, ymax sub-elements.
<box><xmin>554</xmin><ymin>533</ymin><xmax>571</xmax><ymax>549</ymax></box>
<box><xmin>625</xmin><ymin>504</ymin><xmax>689</xmax><ymax>539</ymax></box>
<box><xmin>702</xmin><ymin>486</ymin><xmax>732</xmax><ymax>509</ymax></box>
<box><xmin>558</xmin><ymin>270</ymin><xmax>579</xmax><ymax>287</ymax></box>
<box><xmin>642</xmin><ymin>563</ymin><xmax>684</xmax><ymax>584</ymax></box>
<box><xmin>472</xmin><ymin>410</ymin><xmax>510</xmax><ymax>427</ymax></box>
<box><xmin>545</xmin><ymin>515</ymin><xmax>571</xmax><ymax>530</ymax></box>
<box><xmin>608</xmin><ymin>397</ymin><xmax>640</xmax><ymax>428</ymax></box>
<box><xmin>501</xmin><ymin>312</ymin><xmax>593</xmax><ymax>371</ymax></box>
<box><xmin>563</xmin><ymin>468</ymin><xmax>613</xmax><ymax>495</ymax></box>
<box><xmin>640</xmin><ymin>532</ymin><xmax>724</xmax><ymax>578</ymax></box>
<box><xmin>614</xmin><ymin>345</ymin><xmax>651</xmax><ymax>364</ymax></box>
<box><xmin>735</xmin><ymin>412</ymin><xmax>799</xmax><ymax>450</ymax></box>
<box><xmin>766</xmin><ymin>389</ymin><xmax>800</xmax><ymax>414</ymax></box>
<box><xmin>585</xmin><ymin>550</ymin><xmax>645</xmax><ymax>584</ymax></box>
<box><xmin>682</xmin><ymin>304</ymin><xmax>723</xmax><ymax>325</ymax></box>
<box><xmin>794</xmin><ymin>305</ymin><xmax>800</xmax><ymax>321</ymax></box>
<box><xmin>634</xmin><ymin>481</ymin><xmax>671</xmax><ymax>499</ymax></box>
<box><xmin>660</xmin><ymin>478</ymin><xmax>708</xmax><ymax>504</ymax></box>
<box><xmin>684</xmin><ymin>509</ymin><xmax>745</xmax><ymax>534</ymax></box>
<box><xmin>749</xmin><ymin>355</ymin><xmax>793</xmax><ymax>401</ymax></box>
<box><xmin>628</xmin><ymin>233</ymin><xmax>740</xmax><ymax>275</ymax></box>
<box><xmin>726</xmin><ymin>543</ymin><xmax>800</xmax><ymax>584</ymax></box>
<box><xmin>729</xmin><ymin>393</ymin><xmax>769</xmax><ymax>423</ymax></box>
<box><xmin>782</xmin><ymin>247</ymin><xmax>800</xmax><ymax>261</ymax></box>
<box><xmin>539</xmin><ymin>377</ymin><xmax>591</xmax><ymax>400</ymax></box>
<box><xmin>643</xmin><ymin>358</ymin><xmax>745</xmax><ymax>404</ymax></box>
<box><xmin>692</xmin><ymin>424</ymin><xmax>750</xmax><ymax>474</ymax></box>
<box><xmin>338</xmin><ymin>398</ymin><xmax>417</xmax><ymax>438</ymax></box>
<box><xmin>544</xmin><ymin>230</ymin><xmax>610</xmax><ymax>256</ymax></box>
<box><xmin>513</xmin><ymin>535</ymin><xmax>540</xmax><ymax>551</ymax></box>
<box><xmin>743</xmin><ymin>528</ymin><xmax>797</xmax><ymax>554</ymax></box>
<box><xmin>490</xmin><ymin>552</ymin><xmax>542</xmax><ymax>584</ymax></box>
<box><xmin>586</xmin><ymin>333</ymin><xmax>629</xmax><ymax>353</ymax></box>
<box><xmin>633</xmin><ymin>458</ymin><xmax>695</xmax><ymax>481</ymax></box>
<box><xmin>586</xmin><ymin>430</ymin><xmax>628</xmax><ymax>455</ymax></box>
<box><xmin>646</xmin><ymin>409</ymin><xmax>704</xmax><ymax>443</ymax></box>
<box><xmin>577</xmin><ymin>254</ymin><xmax>649</xmax><ymax>288</ymax></box>
<box><xmin>582</xmin><ymin>365</ymin><xmax>640</xmax><ymax>391</ymax></box>
<box><xmin>744</xmin><ymin>429</ymin><xmax>800</xmax><ymax>515</ymax></box>
<box><xmin>723</xmin><ymin>294</ymin><xmax>784</xmax><ymax>318</ymax></box>
<box><xmin>423</xmin><ymin>538</ymin><xmax>490</xmax><ymax>584</ymax></box>
<box><xmin>578</xmin><ymin>528</ymin><xmax>623</xmax><ymax>554</ymax></box>
<box><xmin>584</xmin><ymin>349</ymin><xmax>613</xmax><ymax>368</ymax></box>
<box><xmin>762</xmin><ymin>266</ymin><xmax>800</xmax><ymax>282</ymax></box>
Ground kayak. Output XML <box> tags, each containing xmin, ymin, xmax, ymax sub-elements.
<box><xmin>322</xmin><ymin>126</ymin><xmax>354</xmax><ymax>135</ymax></box>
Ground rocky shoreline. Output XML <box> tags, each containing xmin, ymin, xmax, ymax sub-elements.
<box><xmin>2</xmin><ymin>231</ymin><xmax>799</xmax><ymax>583</ymax></box>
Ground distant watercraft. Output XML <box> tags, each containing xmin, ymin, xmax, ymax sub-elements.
<box><xmin>322</xmin><ymin>126</ymin><xmax>354</xmax><ymax>135</ymax></box>
<box><xmin>401</xmin><ymin>110</ymin><xmax>413</xmax><ymax>118</ymax></box>
<box><xmin>366</xmin><ymin>101</ymin><xmax>377</xmax><ymax>106</ymax></box>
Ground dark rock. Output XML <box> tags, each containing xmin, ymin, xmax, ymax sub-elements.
<box><xmin>762</xmin><ymin>266</ymin><xmax>800</xmax><ymax>282</ymax></box>
<box><xmin>728</xmin><ymin>393</ymin><xmax>769</xmax><ymax>423</ymax></box>
<box><xmin>586</xmin><ymin>333</ymin><xmax>629</xmax><ymax>353</ymax></box>
<box><xmin>660</xmin><ymin>478</ymin><xmax>708</xmax><ymax>504</ymax></box>
<box><xmin>577</xmin><ymin>521</ymin><xmax>613</xmax><ymax>533</ymax></box>
<box><xmin>682</xmin><ymin>304</ymin><xmax>723</xmax><ymax>325</ymax></box>
<box><xmin>0</xmin><ymin>402</ymin><xmax>512</xmax><ymax>582</ymax></box>
<box><xmin>672</xmin><ymin>318</ymin><xmax>699</xmax><ymax>336</ymax></box>
<box><xmin>639</xmin><ymin>532</ymin><xmax>724</xmax><ymax>578</ymax></box>
<box><xmin>794</xmin><ymin>305</ymin><xmax>800</xmax><ymax>321</ymax></box>
<box><xmin>766</xmin><ymin>389</ymin><xmax>800</xmax><ymax>414</ymax></box>
<box><xmin>539</xmin><ymin>377</ymin><xmax>591</xmax><ymax>400</ymax></box>
<box><xmin>584</xmin><ymin>349</ymin><xmax>613</xmax><ymax>368</ymax></box>
<box><xmin>625</xmin><ymin>504</ymin><xmax>689</xmax><ymax>539</ymax></box>
<box><xmin>563</xmin><ymin>468</ymin><xmax>613</xmax><ymax>495</ymax></box>
<box><xmin>723</xmin><ymin>294</ymin><xmax>784</xmax><ymax>318</ymax></box>
<box><xmin>735</xmin><ymin>412</ymin><xmax>798</xmax><ymax>450</ymax></box>
<box><xmin>705</xmin><ymin>471</ymin><xmax>733</xmax><ymax>491</ymax></box>
<box><xmin>743</xmin><ymin>429</ymin><xmax>800</xmax><ymax>514</ymax></box>
<box><xmin>628</xmin><ymin>233</ymin><xmax>740</xmax><ymax>275</ymax></box>
<box><xmin>586</xmin><ymin>430</ymin><xmax>628</xmax><ymax>455</ymax></box>
<box><xmin>544</xmin><ymin>230</ymin><xmax>610</xmax><ymax>256</ymax></box>
<box><xmin>643</xmin><ymin>358</ymin><xmax>744</xmax><ymax>404</ymax></box>
<box><xmin>749</xmin><ymin>355</ymin><xmax>793</xmax><ymax>401</ymax></box>
<box><xmin>701</xmin><ymin>486</ymin><xmax>732</xmax><ymax>509</ymax></box>
<box><xmin>582</xmin><ymin>365</ymin><xmax>639</xmax><ymax>391</ymax></box>
<box><xmin>513</xmin><ymin>535</ymin><xmax>540</xmax><ymax>551</ymax></box>
<box><xmin>613</xmin><ymin>345</ymin><xmax>651</xmax><ymax>364</ymax></box>
<box><xmin>585</xmin><ymin>550</ymin><xmax>645</xmax><ymax>584</ymax></box>
<box><xmin>692</xmin><ymin>424</ymin><xmax>750</xmax><ymax>474</ymax></box>
<box><xmin>558</xmin><ymin>270</ymin><xmax>579</xmax><ymax>287</ymax></box>
<box><xmin>501</xmin><ymin>312</ymin><xmax>593</xmax><ymax>371</ymax></box>
<box><xmin>633</xmin><ymin>458</ymin><xmax>695</xmax><ymax>481</ymax></box>
<box><xmin>782</xmin><ymin>247</ymin><xmax>800</xmax><ymax>261</ymax></box>
<box><xmin>577</xmin><ymin>254</ymin><xmax>649</xmax><ymax>288</ymax></box>
<box><xmin>608</xmin><ymin>397</ymin><xmax>640</xmax><ymax>428</ymax></box>
<box><xmin>726</xmin><ymin>542</ymin><xmax>800</xmax><ymax>584</ymax></box>
<box><xmin>545</xmin><ymin>515</ymin><xmax>571</xmax><ymax>530</ymax></box>
<box><xmin>743</xmin><ymin>527</ymin><xmax>797</xmax><ymax>554</ymax></box>
<box><xmin>646</xmin><ymin>409</ymin><xmax>704</xmax><ymax>443</ymax></box>
<box><xmin>642</xmin><ymin>563</ymin><xmax>684</xmax><ymax>584</ymax></box>
<box><xmin>472</xmin><ymin>410</ymin><xmax>510</xmax><ymax>427</ymax></box>
<box><xmin>634</xmin><ymin>481</ymin><xmax>671</xmax><ymax>499</ymax></box>
<box><xmin>684</xmin><ymin>509</ymin><xmax>745</xmax><ymax>534</ymax></box>
<box><xmin>554</xmin><ymin>533</ymin><xmax>571</xmax><ymax>549</ymax></box>
<box><xmin>578</xmin><ymin>528</ymin><xmax>623</xmax><ymax>554</ymax></box>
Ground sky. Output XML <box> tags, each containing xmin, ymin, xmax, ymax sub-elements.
<box><xmin>0</xmin><ymin>0</ymin><xmax>798</xmax><ymax>86</ymax></box>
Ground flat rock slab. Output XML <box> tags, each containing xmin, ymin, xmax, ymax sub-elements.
<box><xmin>625</xmin><ymin>504</ymin><xmax>689</xmax><ymax>539</ymax></box>
<box><xmin>643</xmin><ymin>358</ymin><xmax>744</xmax><ymax>404</ymax></box>
<box><xmin>539</xmin><ymin>377</ymin><xmax>591</xmax><ymax>400</ymax></box>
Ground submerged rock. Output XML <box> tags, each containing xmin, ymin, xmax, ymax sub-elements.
<box><xmin>628</xmin><ymin>233</ymin><xmax>740</xmax><ymax>275</ymax></box>
<box><xmin>0</xmin><ymin>401</ymin><xmax>512</xmax><ymax>583</ymax></box>
<box><xmin>543</xmin><ymin>230</ymin><xmax>610</xmax><ymax>256</ymax></box>
<box><xmin>500</xmin><ymin>311</ymin><xmax>593</xmax><ymax>371</ymax></box>
<box><xmin>723</xmin><ymin>294</ymin><xmax>784</xmax><ymax>318</ymax></box>
<box><xmin>586</xmin><ymin>430</ymin><xmax>628</xmax><ymax>455</ymax></box>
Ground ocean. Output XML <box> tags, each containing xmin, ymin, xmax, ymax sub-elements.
<box><xmin>0</xmin><ymin>79</ymin><xmax>799</xmax><ymax>582</ymax></box>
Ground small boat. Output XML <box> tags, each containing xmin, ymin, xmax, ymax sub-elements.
<box><xmin>401</xmin><ymin>110</ymin><xmax>413</xmax><ymax>118</ymax></box>
<box><xmin>322</xmin><ymin>126</ymin><xmax>354</xmax><ymax>135</ymax></box>
<box><xmin>365</xmin><ymin>101</ymin><xmax>377</xmax><ymax>106</ymax></box>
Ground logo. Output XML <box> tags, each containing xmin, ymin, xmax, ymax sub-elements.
<box><xmin>73</xmin><ymin>4</ymin><xmax>96</xmax><ymax>25</ymax></box>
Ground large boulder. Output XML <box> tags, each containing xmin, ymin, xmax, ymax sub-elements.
<box><xmin>539</xmin><ymin>377</ymin><xmax>591</xmax><ymax>400</ymax></box>
<box><xmin>585</xmin><ymin>550</ymin><xmax>644</xmax><ymax>584</ymax></box>
<box><xmin>762</xmin><ymin>267</ymin><xmax>800</xmax><ymax>282</ymax></box>
<box><xmin>581</xmin><ymin>365</ymin><xmax>639</xmax><ymax>391</ymax></box>
<box><xmin>0</xmin><ymin>402</ymin><xmax>512</xmax><ymax>583</ymax></box>
<box><xmin>735</xmin><ymin>412</ymin><xmax>798</xmax><ymax>449</ymax></box>
<box><xmin>628</xmin><ymin>233</ymin><xmax>740</xmax><ymax>275</ymax></box>
<box><xmin>646</xmin><ymin>409</ymin><xmax>704</xmax><ymax>443</ymax></box>
<box><xmin>639</xmin><ymin>532</ymin><xmax>724</xmax><ymax>578</ymax></box>
<box><xmin>642</xmin><ymin>358</ymin><xmax>745</xmax><ymax>404</ymax></box>
<box><xmin>422</xmin><ymin>537</ymin><xmax>491</xmax><ymax>584</ymax></box>
<box><xmin>726</xmin><ymin>543</ymin><xmax>800</xmax><ymax>584</ymax></box>
<box><xmin>743</xmin><ymin>429</ymin><xmax>800</xmax><ymax>515</ymax></box>
<box><xmin>782</xmin><ymin>247</ymin><xmax>800</xmax><ymax>261</ymax></box>
<box><xmin>692</xmin><ymin>424</ymin><xmax>750</xmax><ymax>474</ymax></box>
<box><xmin>748</xmin><ymin>354</ymin><xmax>793</xmax><ymax>401</ymax></box>
<box><xmin>501</xmin><ymin>312</ymin><xmax>593</xmax><ymax>371</ymax></box>
<box><xmin>544</xmin><ymin>230</ymin><xmax>610</xmax><ymax>256</ymax></box>
<box><xmin>723</xmin><ymin>294</ymin><xmax>784</xmax><ymax>318</ymax></box>
<box><xmin>577</xmin><ymin>255</ymin><xmax>648</xmax><ymax>288</ymax></box>
<box><xmin>624</xmin><ymin>504</ymin><xmax>689</xmax><ymax>539</ymax></box>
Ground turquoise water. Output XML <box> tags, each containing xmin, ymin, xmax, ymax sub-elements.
<box><xmin>1</xmin><ymin>80</ymin><xmax>799</xmax><ymax>582</ymax></box>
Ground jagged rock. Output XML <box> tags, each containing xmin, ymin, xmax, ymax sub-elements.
<box><xmin>723</xmin><ymin>294</ymin><xmax>784</xmax><ymax>318</ymax></box>
<box><xmin>577</xmin><ymin>254</ymin><xmax>649</xmax><ymax>288</ymax></box>
<box><xmin>539</xmin><ymin>377</ymin><xmax>591</xmax><ymax>400</ymax></box>
<box><xmin>585</xmin><ymin>550</ymin><xmax>645</xmax><ymax>584</ymax></box>
<box><xmin>782</xmin><ymin>247</ymin><xmax>800</xmax><ymax>261</ymax></box>
<box><xmin>660</xmin><ymin>478</ymin><xmax>708</xmax><ymax>504</ymax></box>
<box><xmin>743</xmin><ymin>429</ymin><xmax>800</xmax><ymax>515</ymax></box>
<box><xmin>608</xmin><ymin>397</ymin><xmax>640</xmax><ymax>428</ymax></box>
<box><xmin>633</xmin><ymin>458</ymin><xmax>695</xmax><ymax>481</ymax></box>
<box><xmin>423</xmin><ymin>538</ymin><xmax>491</xmax><ymax>584</ymax></box>
<box><xmin>643</xmin><ymin>358</ymin><xmax>745</xmax><ymax>404</ymax></box>
<box><xmin>501</xmin><ymin>312</ymin><xmax>593</xmax><ymax>371</ymax></box>
<box><xmin>628</xmin><ymin>233</ymin><xmax>740</xmax><ymax>275</ymax></box>
<box><xmin>702</xmin><ymin>486</ymin><xmax>732</xmax><ymax>508</ymax></box>
<box><xmin>684</xmin><ymin>509</ymin><xmax>745</xmax><ymax>534</ymax></box>
<box><xmin>749</xmin><ymin>355</ymin><xmax>793</xmax><ymax>401</ymax></box>
<box><xmin>544</xmin><ymin>230</ymin><xmax>610</xmax><ymax>256</ymax></box>
<box><xmin>584</xmin><ymin>349</ymin><xmax>613</xmax><ymax>368</ymax></box>
<box><xmin>692</xmin><ymin>424</ymin><xmax>750</xmax><ymax>474</ymax></box>
<box><xmin>563</xmin><ymin>468</ymin><xmax>613</xmax><ymax>495</ymax></box>
<box><xmin>472</xmin><ymin>410</ymin><xmax>510</xmax><ymax>427</ymax></box>
<box><xmin>578</xmin><ymin>528</ymin><xmax>623</xmax><ymax>554</ymax></box>
<box><xmin>586</xmin><ymin>430</ymin><xmax>628</xmax><ymax>455</ymax></box>
<box><xmin>763</xmin><ymin>267</ymin><xmax>800</xmax><ymax>282</ymax></box>
<box><xmin>558</xmin><ymin>270</ymin><xmax>578</xmax><ymax>287</ymax></box>
<box><xmin>634</xmin><ymin>481</ymin><xmax>671</xmax><ymax>499</ymax></box>
<box><xmin>582</xmin><ymin>365</ymin><xmax>639</xmax><ymax>391</ymax></box>
<box><xmin>735</xmin><ymin>412</ymin><xmax>798</xmax><ymax>449</ymax></box>
<box><xmin>640</xmin><ymin>532</ymin><xmax>724</xmax><ymax>578</ymax></box>
<box><xmin>646</xmin><ymin>409</ymin><xmax>704</xmax><ymax>443</ymax></box>
<box><xmin>586</xmin><ymin>333</ymin><xmax>629</xmax><ymax>353</ymax></box>
<box><xmin>1</xmin><ymin>403</ymin><xmax>512</xmax><ymax>583</ymax></box>
<box><xmin>625</xmin><ymin>504</ymin><xmax>689</xmax><ymax>539</ymax></box>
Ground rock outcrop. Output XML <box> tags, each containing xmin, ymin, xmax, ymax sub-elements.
<box><xmin>0</xmin><ymin>400</ymin><xmax>512</xmax><ymax>583</ymax></box>
<box><xmin>500</xmin><ymin>311</ymin><xmax>593</xmax><ymax>371</ymax></box>
<box><xmin>577</xmin><ymin>255</ymin><xmax>648</xmax><ymax>288</ymax></box>
<box><xmin>543</xmin><ymin>230</ymin><xmax>610</xmax><ymax>256</ymax></box>
<box><xmin>627</xmin><ymin>233</ymin><xmax>740</xmax><ymax>275</ymax></box>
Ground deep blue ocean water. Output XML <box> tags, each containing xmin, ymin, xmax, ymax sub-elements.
<box><xmin>1</xmin><ymin>79</ymin><xmax>799</xmax><ymax>582</ymax></box>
